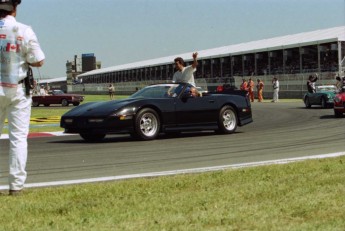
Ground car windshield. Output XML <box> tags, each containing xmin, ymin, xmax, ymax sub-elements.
<box><xmin>49</xmin><ymin>90</ymin><xmax>64</xmax><ymax>95</ymax></box>
<box><xmin>130</xmin><ymin>83</ymin><xmax>186</xmax><ymax>99</ymax></box>
<box><xmin>316</xmin><ymin>86</ymin><xmax>336</xmax><ymax>92</ymax></box>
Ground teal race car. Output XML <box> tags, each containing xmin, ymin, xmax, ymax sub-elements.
<box><xmin>303</xmin><ymin>85</ymin><xmax>337</xmax><ymax>108</ymax></box>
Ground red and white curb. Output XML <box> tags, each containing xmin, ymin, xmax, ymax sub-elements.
<box><xmin>0</xmin><ymin>131</ymin><xmax>75</xmax><ymax>140</ymax></box>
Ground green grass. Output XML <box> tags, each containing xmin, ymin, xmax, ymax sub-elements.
<box><xmin>0</xmin><ymin>157</ymin><xmax>344</xmax><ymax>230</ymax></box>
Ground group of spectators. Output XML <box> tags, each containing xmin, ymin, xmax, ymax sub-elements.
<box><xmin>239</xmin><ymin>77</ymin><xmax>280</xmax><ymax>103</ymax></box>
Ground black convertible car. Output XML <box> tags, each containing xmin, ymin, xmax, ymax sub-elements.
<box><xmin>60</xmin><ymin>83</ymin><xmax>253</xmax><ymax>141</ymax></box>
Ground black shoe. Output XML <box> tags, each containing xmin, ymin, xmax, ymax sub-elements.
<box><xmin>9</xmin><ymin>190</ymin><xmax>22</xmax><ymax>196</ymax></box>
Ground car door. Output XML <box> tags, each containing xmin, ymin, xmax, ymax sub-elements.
<box><xmin>175</xmin><ymin>95</ymin><xmax>219</xmax><ymax>125</ymax></box>
<box><xmin>310</xmin><ymin>93</ymin><xmax>322</xmax><ymax>104</ymax></box>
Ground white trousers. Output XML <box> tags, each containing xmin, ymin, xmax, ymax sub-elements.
<box><xmin>273</xmin><ymin>89</ymin><xmax>279</xmax><ymax>102</ymax></box>
<box><xmin>0</xmin><ymin>86</ymin><xmax>31</xmax><ymax>190</ymax></box>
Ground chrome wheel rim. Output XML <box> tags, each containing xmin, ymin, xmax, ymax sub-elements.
<box><xmin>139</xmin><ymin>113</ymin><xmax>158</xmax><ymax>137</ymax></box>
<box><xmin>222</xmin><ymin>109</ymin><xmax>236</xmax><ymax>131</ymax></box>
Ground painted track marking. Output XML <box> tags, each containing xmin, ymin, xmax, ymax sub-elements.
<box><xmin>0</xmin><ymin>152</ymin><xmax>344</xmax><ymax>190</ymax></box>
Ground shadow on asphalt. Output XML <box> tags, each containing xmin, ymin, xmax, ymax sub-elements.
<box><xmin>48</xmin><ymin>131</ymin><xmax>244</xmax><ymax>144</ymax></box>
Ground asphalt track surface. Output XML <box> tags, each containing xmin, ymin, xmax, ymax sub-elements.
<box><xmin>0</xmin><ymin>101</ymin><xmax>344</xmax><ymax>187</ymax></box>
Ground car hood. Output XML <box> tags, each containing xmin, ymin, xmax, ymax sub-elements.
<box><xmin>336</xmin><ymin>92</ymin><xmax>345</xmax><ymax>100</ymax></box>
<box><xmin>62</xmin><ymin>98</ymin><xmax>139</xmax><ymax>117</ymax></box>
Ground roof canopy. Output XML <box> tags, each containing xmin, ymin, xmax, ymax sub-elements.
<box><xmin>78</xmin><ymin>26</ymin><xmax>345</xmax><ymax>77</ymax></box>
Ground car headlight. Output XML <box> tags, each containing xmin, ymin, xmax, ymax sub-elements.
<box><xmin>111</xmin><ymin>107</ymin><xmax>136</xmax><ymax>120</ymax></box>
<box><xmin>326</xmin><ymin>94</ymin><xmax>334</xmax><ymax>100</ymax></box>
<box><xmin>334</xmin><ymin>96</ymin><xmax>342</xmax><ymax>103</ymax></box>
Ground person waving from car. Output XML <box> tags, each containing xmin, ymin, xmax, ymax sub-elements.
<box><xmin>172</xmin><ymin>52</ymin><xmax>198</xmax><ymax>87</ymax></box>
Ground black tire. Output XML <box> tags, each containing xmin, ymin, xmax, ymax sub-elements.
<box><xmin>217</xmin><ymin>105</ymin><xmax>238</xmax><ymax>134</ymax></box>
<box><xmin>61</xmin><ymin>99</ymin><xmax>69</xmax><ymax>106</ymax></box>
<box><xmin>133</xmin><ymin>108</ymin><xmax>160</xmax><ymax>140</ymax></box>
<box><xmin>32</xmin><ymin>101</ymin><xmax>39</xmax><ymax>107</ymax></box>
<box><xmin>334</xmin><ymin>110</ymin><xmax>343</xmax><ymax>118</ymax></box>
<box><xmin>304</xmin><ymin>97</ymin><xmax>311</xmax><ymax>108</ymax></box>
<box><xmin>73</xmin><ymin>102</ymin><xmax>80</xmax><ymax>106</ymax></box>
<box><xmin>44</xmin><ymin>104</ymin><xmax>50</xmax><ymax>107</ymax></box>
<box><xmin>80</xmin><ymin>133</ymin><xmax>106</xmax><ymax>142</ymax></box>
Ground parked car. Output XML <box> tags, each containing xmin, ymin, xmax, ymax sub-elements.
<box><xmin>303</xmin><ymin>85</ymin><xmax>336</xmax><ymax>108</ymax></box>
<box><xmin>334</xmin><ymin>90</ymin><xmax>345</xmax><ymax>117</ymax></box>
<box><xmin>32</xmin><ymin>90</ymin><xmax>85</xmax><ymax>107</ymax></box>
<box><xmin>60</xmin><ymin>83</ymin><xmax>253</xmax><ymax>142</ymax></box>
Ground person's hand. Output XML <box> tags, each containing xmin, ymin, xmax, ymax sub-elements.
<box><xmin>192</xmin><ymin>52</ymin><xmax>198</xmax><ymax>60</ymax></box>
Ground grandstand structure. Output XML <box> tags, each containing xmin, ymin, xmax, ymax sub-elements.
<box><xmin>74</xmin><ymin>26</ymin><xmax>345</xmax><ymax>98</ymax></box>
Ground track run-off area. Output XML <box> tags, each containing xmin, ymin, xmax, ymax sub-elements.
<box><xmin>0</xmin><ymin>101</ymin><xmax>344</xmax><ymax>189</ymax></box>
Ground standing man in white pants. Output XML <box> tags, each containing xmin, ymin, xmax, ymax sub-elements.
<box><xmin>272</xmin><ymin>77</ymin><xmax>279</xmax><ymax>102</ymax></box>
<box><xmin>0</xmin><ymin>0</ymin><xmax>45</xmax><ymax>196</ymax></box>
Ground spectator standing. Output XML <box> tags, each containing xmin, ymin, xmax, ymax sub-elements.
<box><xmin>0</xmin><ymin>0</ymin><xmax>45</xmax><ymax>196</ymax></box>
<box><xmin>272</xmin><ymin>77</ymin><xmax>279</xmax><ymax>102</ymax></box>
<box><xmin>172</xmin><ymin>52</ymin><xmax>198</xmax><ymax>86</ymax></box>
<box><xmin>247</xmin><ymin>78</ymin><xmax>254</xmax><ymax>102</ymax></box>
<box><xmin>256</xmin><ymin>79</ymin><xmax>264</xmax><ymax>102</ymax></box>
<box><xmin>240</xmin><ymin>79</ymin><xmax>248</xmax><ymax>91</ymax></box>
<box><xmin>108</xmin><ymin>83</ymin><xmax>115</xmax><ymax>100</ymax></box>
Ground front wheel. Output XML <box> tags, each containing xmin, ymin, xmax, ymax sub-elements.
<box><xmin>73</xmin><ymin>102</ymin><xmax>80</xmax><ymax>106</ymax></box>
<box><xmin>217</xmin><ymin>105</ymin><xmax>238</xmax><ymax>134</ymax></box>
<box><xmin>134</xmin><ymin>108</ymin><xmax>160</xmax><ymax>140</ymax></box>
<box><xmin>304</xmin><ymin>97</ymin><xmax>311</xmax><ymax>108</ymax></box>
<box><xmin>321</xmin><ymin>97</ymin><xmax>327</xmax><ymax>108</ymax></box>
<box><xmin>80</xmin><ymin>133</ymin><xmax>106</xmax><ymax>142</ymax></box>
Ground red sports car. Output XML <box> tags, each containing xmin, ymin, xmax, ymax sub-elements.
<box><xmin>334</xmin><ymin>91</ymin><xmax>345</xmax><ymax>117</ymax></box>
<box><xmin>32</xmin><ymin>90</ymin><xmax>84</xmax><ymax>107</ymax></box>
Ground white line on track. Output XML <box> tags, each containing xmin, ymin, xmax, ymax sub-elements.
<box><xmin>0</xmin><ymin>151</ymin><xmax>344</xmax><ymax>190</ymax></box>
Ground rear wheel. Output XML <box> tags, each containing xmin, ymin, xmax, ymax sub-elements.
<box><xmin>80</xmin><ymin>133</ymin><xmax>106</xmax><ymax>142</ymax></box>
<box><xmin>32</xmin><ymin>101</ymin><xmax>39</xmax><ymax>107</ymax></box>
<box><xmin>133</xmin><ymin>108</ymin><xmax>160</xmax><ymax>140</ymax></box>
<box><xmin>217</xmin><ymin>105</ymin><xmax>238</xmax><ymax>134</ymax></box>
<box><xmin>61</xmin><ymin>99</ymin><xmax>69</xmax><ymax>106</ymax></box>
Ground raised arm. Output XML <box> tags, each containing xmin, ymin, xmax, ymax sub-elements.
<box><xmin>192</xmin><ymin>52</ymin><xmax>198</xmax><ymax>69</ymax></box>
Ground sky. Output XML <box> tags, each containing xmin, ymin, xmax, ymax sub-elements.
<box><xmin>16</xmin><ymin>0</ymin><xmax>345</xmax><ymax>79</ymax></box>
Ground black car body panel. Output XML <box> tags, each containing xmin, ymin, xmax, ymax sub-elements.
<box><xmin>61</xmin><ymin>83</ymin><xmax>253</xmax><ymax>140</ymax></box>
